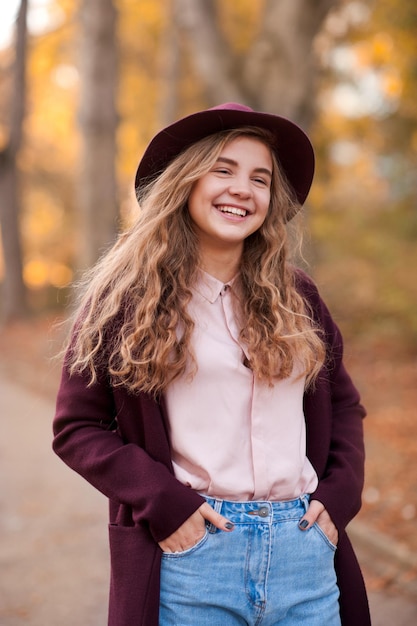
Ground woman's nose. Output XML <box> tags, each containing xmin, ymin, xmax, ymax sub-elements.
<box><xmin>228</xmin><ymin>177</ymin><xmax>252</xmax><ymax>197</ymax></box>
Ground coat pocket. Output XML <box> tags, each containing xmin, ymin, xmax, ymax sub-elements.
<box><xmin>108</xmin><ymin>524</ymin><xmax>161</xmax><ymax>626</ymax></box>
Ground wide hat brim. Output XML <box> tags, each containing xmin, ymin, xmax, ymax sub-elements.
<box><xmin>135</xmin><ymin>102</ymin><xmax>315</xmax><ymax>211</ymax></box>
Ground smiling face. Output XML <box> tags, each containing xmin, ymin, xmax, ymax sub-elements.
<box><xmin>187</xmin><ymin>135</ymin><xmax>273</xmax><ymax>262</ymax></box>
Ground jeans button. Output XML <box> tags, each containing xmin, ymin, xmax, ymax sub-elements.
<box><xmin>258</xmin><ymin>506</ymin><xmax>269</xmax><ymax>517</ymax></box>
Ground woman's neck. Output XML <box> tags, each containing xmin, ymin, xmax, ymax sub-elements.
<box><xmin>199</xmin><ymin>247</ymin><xmax>242</xmax><ymax>283</ymax></box>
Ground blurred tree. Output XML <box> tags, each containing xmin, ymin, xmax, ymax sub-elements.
<box><xmin>77</xmin><ymin>0</ymin><xmax>118</xmax><ymax>269</ymax></box>
<box><xmin>368</xmin><ymin>0</ymin><xmax>417</xmax><ymax>206</ymax></box>
<box><xmin>308</xmin><ymin>0</ymin><xmax>417</xmax><ymax>350</ymax></box>
<box><xmin>0</xmin><ymin>0</ymin><xmax>28</xmax><ymax>321</ymax></box>
<box><xmin>173</xmin><ymin>0</ymin><xmax>340</xmax><ymax>127</ymax></box>
<box><xmin>156</xmin><ymin>0</ymin><xmax>180</xmax><ymax>126</ymax></box>
<box><xmin>19</xmin><ymin>0</ymin><xmax>79</xmax><ymax>298</ymax></box>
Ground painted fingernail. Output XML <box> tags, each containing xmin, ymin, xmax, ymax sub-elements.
<box><xmin>299</xmin><ymin>519</ymin><xmax>309</xmax><ymax>529</ymax></box>
<box><xmin>225</xmin><ymin>522</ymin><xmax>234</xmax><ymax>530</ymax></box>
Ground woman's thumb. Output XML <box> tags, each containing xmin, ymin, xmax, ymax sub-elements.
<box><xmin>199</xmin><ymin>502</ymin><xmax>234</xmax><ymax>531</ymax></box>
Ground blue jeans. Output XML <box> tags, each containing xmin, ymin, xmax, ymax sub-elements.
<box><xmin>159</xmin><ymin>496</ymin><xmax>341</xmax><ymax>625</ymax></box>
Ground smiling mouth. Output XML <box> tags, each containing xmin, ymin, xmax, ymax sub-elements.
<box><xmin>217</xmin><ymin>205</ymin><xmax>248</xmax><ymax>217</ymax></box>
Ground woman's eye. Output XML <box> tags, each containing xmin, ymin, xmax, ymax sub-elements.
<box><xmin>214</xmin><ymin>168</ymin><xmax>231</xmax><ymax>175</ymax></box>
<box><xmin>253</xmin><ymin>177</ymin><xmax>268</xmax><ymax>186</ymax></box>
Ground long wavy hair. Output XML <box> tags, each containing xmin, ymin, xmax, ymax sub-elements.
<box><xmin>66</xmin><ymin>127</ymin><xmax>325</xmax><ymax>397</ymax></box>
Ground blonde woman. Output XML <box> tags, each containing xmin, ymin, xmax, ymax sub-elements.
<box><xmin>53</xmin><ymin>103</ymin><xmax>370</xmax><ymax>626</ymax></box>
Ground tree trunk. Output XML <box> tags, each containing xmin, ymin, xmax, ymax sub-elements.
<box><xmin>77</xmin><ymin>0</ymin><xmax>119</xmax><ymax>270</ymax></box>
<box><xmin>156</xmin><ymin>0</ymin><xmax>181</xmax><ymax>128</ymax></box>
<box><xmin>244</xmin><ymin>0</ymin><xmax>337</xmax><ymax>127</ymax></box>
<box><xmin>173</xmin><ymin>0</ymin><xmax>339</xmax><ymax>127</ymax></box>
<box><xmin>0</xmin><ymin>0</ymin><xmax>28</xmax><ymax>321</ymax></box>
<box><xmin>173</xmin><ymin>0</ymin><xmax>247</xmax><ymax>104</ymax></box>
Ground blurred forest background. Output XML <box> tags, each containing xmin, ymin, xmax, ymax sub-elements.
<box><xmin>0</xmin><ymin>0</ymin><xmax>416</xmax><ymax>346</ymax></box>
<box><xmin>0</xmin><ymin>0</ymin><xmax>416</xmax><ymax>339</ymax></box>
<box><xmin>0</xmin><ymin>0</ymin><xmax>416</xmax><ymax>592</ymax></box>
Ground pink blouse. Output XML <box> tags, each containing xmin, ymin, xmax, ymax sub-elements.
<box><xmin>163</xmin><ymin>271</ymin><xmax>318</xmax><ymax>501</ymax></box>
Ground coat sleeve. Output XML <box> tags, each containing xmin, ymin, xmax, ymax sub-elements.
<box><xmin>299</xmin><ymin>272</ymin><xmax>366</xmax><ymax>533</ymax></box>
<box><xmin>52</xmin><ymin>349</ymin><xmax>204</xmax><ymax>543</ymax></box>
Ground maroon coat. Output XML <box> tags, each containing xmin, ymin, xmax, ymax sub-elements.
<box><xmin>53</xmin><ymin>272</ymin><xmax>370</xmax><ymax>626</ymax></box>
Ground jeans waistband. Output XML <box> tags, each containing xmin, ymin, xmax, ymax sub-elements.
<box><xmin>203</xmin><ymin>495</ymin><xmax>309</xmax><ymax>524</ymax></box>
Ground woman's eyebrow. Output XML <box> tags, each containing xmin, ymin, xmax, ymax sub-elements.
<box><xmin>215</xmin><ymin>156</ymin><xmax>272</xmax><ymax>178</ymax></box>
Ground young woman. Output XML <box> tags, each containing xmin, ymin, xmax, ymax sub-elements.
<box><xmin>53</xmin><ymin>102</ymin><xmax>370</xmax><ymax>626</ymax></box>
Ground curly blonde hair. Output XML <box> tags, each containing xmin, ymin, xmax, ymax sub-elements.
<box><xmin>66</xmin><ymin>127</ymin><xmax>325</xmax><ymax>396</ymax></box>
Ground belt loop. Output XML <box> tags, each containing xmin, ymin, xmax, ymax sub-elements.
<box><xmin>300</xmin><ymin>494</ymin><xmax>310</xmax><ymax>514</ymax></box>
<box><xmin>207</xmin><ymin>498</ymin><xmax>223</xmax><ymax>534</ymax></box>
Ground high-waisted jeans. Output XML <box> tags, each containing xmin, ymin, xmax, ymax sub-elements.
<box><xmin>159</xmin><ymin>495</ymin><xmax>341</xmax><ymax>625</ymax></box>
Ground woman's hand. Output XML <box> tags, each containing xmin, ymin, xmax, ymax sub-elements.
<box><xmin>298</xmin><ymin>499</ymin><xmax>338</xmax><ymax>546</ymax></box>
<box><xmin>158</xmin><ymin>502</ymin><xmax>234</xmax><ymax>553</ymax></box>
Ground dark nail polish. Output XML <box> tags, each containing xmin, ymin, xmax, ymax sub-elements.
<box><xmin>225</xmin><ymin>522</ymin><xmax>234</xmax><ymax>530</ymax></box>
<box><xmin>299</xmin><ymin>519</ymin><xmax>309</xmax><ymax>529</ymax></box>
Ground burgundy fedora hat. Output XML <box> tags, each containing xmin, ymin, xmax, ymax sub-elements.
<box><xmin>135</xmin><ymin>102</ymin><xmax>315</xmax><ymax>210</ymax></box>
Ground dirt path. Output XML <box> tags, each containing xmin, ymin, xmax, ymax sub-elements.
<box><xmin>0</xmin><ymin>377</ymin><xmax>108</xmax><ymax>625</ymax></box>
<box><xmin>1</xmin><ymin>373</ymin><xmax>416</xmax><ymax>625</ymax></box>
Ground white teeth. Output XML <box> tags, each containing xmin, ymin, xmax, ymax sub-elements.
<box><xmin>218</xmin><ymin>205</ymin><xmax>247</xmax><ymax>217</ymax></box>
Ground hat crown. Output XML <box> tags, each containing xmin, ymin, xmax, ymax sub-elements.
<box><xmin>208</xmin><ymin>102</ymin><xmax>254</xmax><ymax>114</ymax></box>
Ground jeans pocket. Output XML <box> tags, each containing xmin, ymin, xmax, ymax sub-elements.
<box><xmin>161</xmin><ymin>528</ymin><xmax>209</xmax><ymax>559</ymax></box>
<box><xmin>312</xmin><ymin>522</ymin><xmax>337</xmax><ymax>552</ymax></box>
